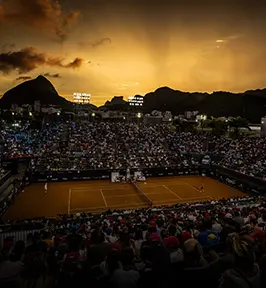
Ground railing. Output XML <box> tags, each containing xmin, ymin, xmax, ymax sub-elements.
<box><xmin>0</xmin><ymin>170</ymin><xmax>11</xmax><ymax>187</ymax></box>
<box><xmin>0</xmin><ymin>229</ymin><xmax>41</xmax><ymax>246</ymax></box>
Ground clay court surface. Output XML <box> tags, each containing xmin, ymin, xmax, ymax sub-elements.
<box><xmin>4</xmin><ymin>176</ymin><xmax>246</xmax><ymax>220</ymax></box>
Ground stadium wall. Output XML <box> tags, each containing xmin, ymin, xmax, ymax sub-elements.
<box><xmin>209</xmin><ymin>165</ymin><xmax>266</xmax><ymax>195</ymax></box>
<box><xmin>29</xmin><ymin>166</ymin><xmax>201</xmax><ymax>182</ymax></box>
<box><xmin>0</xmin><ymin>229</ymin><xmax>41</xmax><ymax>247</ymax></box>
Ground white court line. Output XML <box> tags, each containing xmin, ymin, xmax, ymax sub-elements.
<box><xmin>141</xmin><ymin>191</ymin><xmax>173</xmax><ymax>196</ymax></box>
<box><xmin>68</xmin><ymin>188</ymin><xmax>72</xmax><ymax>215</ymax></box>
<box><xmin>178</xmin><ymin>196</ymin><xmax>209</xmax><ymax>201</ymax></box>
<box><xmin>71</xmin><ymin>187</ymin><xmax>133</xmax><ymax>192</ymax></box>
<box><xmin>105</xmin><ymin>193</ymin><xmax>141</xmax><ymax>198</ymax></box>
<box><xmin>138</xmin><ymin>184</ymin><xmax>166</xmax><ymax>187</ymax></box>
<box><xmin>100</xmin><ymin>189</ymin><xmax>108</xmax><ymax>207</ymax></box>
<box><xmin>70</xmin><ymin>184</ymin><xmax>133</xmax><ymax>189</ymax></box>
<box><xmin>138</xmin><ymin>183</ymin><xmax>166</xmax><ymax>188</ymax></box>
<box><xmin>180</xmin><ymin>180</ymin><xmax>212</xmax><ymax>199</ymax></box>
<box><xmin>70</xmin><ymin>202</ymin><xmax>145</xmax><ymax>211</ymax></box>
<box><xmin>139</xmin><ymin>184</ymin><xmax>184</xmax><ymax>188</ymax></box>
<box><xmin>152</xmin><ymin>196</ymin><xmax>208</xmax><ymax>204</ymax></box>
<box><xmin>162</xmin><ymin>185</ymin><xmax>182</xmax><ymax>199</ymax></box>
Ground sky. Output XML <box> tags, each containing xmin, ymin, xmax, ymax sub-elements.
<box><xmin>1</xmin><ymin>0</ymin><xmax>266</xmax><ymax>106</ymax></box>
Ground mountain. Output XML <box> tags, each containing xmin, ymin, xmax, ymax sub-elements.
<box><xmin>102</xmin><ymin>87</ymin><xmax>266</xmax><ymax>122</ymax></box>
<box><xmin>1</xmin><ymin>75</ymin><xmax>266</xmax><ymax>122</ymax></box>
<box><xmin>0</xmin><ymin>75</ymin><xmax>70</xmax><ymax>108</ymax></box>
<box><xmin>100</xmin><ymin>96</ymin><xmax>128</xmax><ymax>111</ymax></box>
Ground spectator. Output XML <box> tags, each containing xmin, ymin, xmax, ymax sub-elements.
<box><xmin>219</xmin><ymin>234</ymin><xmax>261</xmax><ymax>288</ymax></box>
<box><xmin>197</xmin><ymin>219</ymin><xmax>220</xmax><ymax>251</ymax></box>
<box><xmin>163</xmin><ymin>236</ymin><xmax>183</xmax><ymax>264</ymax></box>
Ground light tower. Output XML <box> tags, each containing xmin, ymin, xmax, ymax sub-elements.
<box><xmin>73</xmin><ymin>92</ymin><xmax>91</xmax><ymax>104</ymax></box>
<box><xmin>128</xmin><ymin>96</ymin><xmax>144</xmax><ymax>107</ymax></box>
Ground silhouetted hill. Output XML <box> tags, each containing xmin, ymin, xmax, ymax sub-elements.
<box><xmin>244</xmin><ymin>88</ymin><xmax>266</xmax><ymax>97</ymax></box>
<box><xmin>0</xmin><ymin>75</ymin><xmax>70</xmax><ymax>108</ymax></box>
<box><xmin>2</xmin><ymin>76</ymin><xmax>266</xmax><ymax>122</ymax></box>
<box><xmin>102</xmin><ymin>87</ymin><xmax>266</xmax><ymax>122</ymax></box>
<box><xmin>100</xmin><ymin>96</ymin><xmax>128</xmax><ymax>111</ymax></box>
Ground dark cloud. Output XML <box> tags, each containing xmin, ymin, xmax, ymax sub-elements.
<box><xmin>15</xmin><ymin>76</ymin><xmax>32</xmax><ymax>81</ymax></box>
<box><xmin>2</xmin><ymin>44</ymin><xmax>15</xmax><ymax>51</ymax></box>
<box><xmin>43</xmin><ymin>72</ymin><xmax>61</xmax><ymax>78</ymax></box>
<box><xmin>89</xmin><ymin>38</ymin><xmax>112</xmax><ymax>48</ymax></box>
<box><xmin>65</xmin><ymin>58</ymin><xmax>83</xmax><ymax>68</ymax></box>
<box><xmin>0</xmin><ymin>47</ymin><xmax>84</xmax><ymax>74</ymax></box>
<box><xmin>0</xmin><ymin>0</ymin><xmax>80</xmax><ymax>42</ymax></box>
<box><xmin>86</xmin><ymin>60</ymin><xmax>100</xmax><ymax>66</ymax></box>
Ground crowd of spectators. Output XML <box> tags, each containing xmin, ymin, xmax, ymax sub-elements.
<box><xmin>1</xmin><ymin>196</ymin><xmax>266</xmax><ymax>287</ymax></box>
<box><xmin>1</xmin><ymin>120</ymin><xmax>266</xmax><ymax>287</ymax></box>
<box><xmin>209</xmin><ymin>137</ymin><xmax>266</xmax><ymax>179</ymax></box>
<box><xmin>1</xmin><ymin>120</ymin><xmax>266</xmax><ymax>179</ymax></box>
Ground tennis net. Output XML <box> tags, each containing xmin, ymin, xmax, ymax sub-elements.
<box><xmin>131</xmin><ymin>182</ymin><xmax>153</xmax><ymax>207</ymax></box>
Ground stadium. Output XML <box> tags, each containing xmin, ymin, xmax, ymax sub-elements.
<box><xmin>1</xmin><ymin>1</ymin><xmax>266</xmax><ymax>285</ymax></box>
<box><xmin>1</xmin><ymin>117</ymin><xmax>266</xmax><ymax>287</ymax></box>
<box><xmin>2</xmin><ymin>120</ymin><xmax>264</xmax><ymax>220</ymax></box>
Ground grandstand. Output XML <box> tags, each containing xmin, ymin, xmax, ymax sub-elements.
<box><xmin>0</xmin><ymin>120</ymin><xmax>266</xmax><ymax>288</ymax></box>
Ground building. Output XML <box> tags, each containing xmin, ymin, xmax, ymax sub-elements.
<box><xmin>73</xmin><ymin>92</ymin><xmax>91</xmax><ymax>104</ymax></box>
<box><xmin>41</xmin><ymin>107</ymin><xmax>61</xmax><ymax>114</ymax></box>
<box><xmin>163</xmin><ymin>111</ymin><xmax>172</xmax><ymax>122</ymax></box>
<box><xmin>196</xmin><ymin>114</ymin><xmax>207</xmax><ymax>122</ymax></box>
<box><xmin>185</xmin><ymin>110</ymin><xmax>199</xmax><ymax>119</ymax></box>
<box><xmin>144</xmin><ymin>115</ymin><xmax>162</xmax><ymax>124</ymax></box>
<box><xmin>128</xmin><ymin>96</ymin><xmax>144</xmax><ymax>107</ymax></box>
<box><xmin>22</xmin><ymin>104</ymin><xmax>32</xmax><ymax>112</ymax></box>
<box><xmin>34</xmin><ymin>101</ymin><xmax>41</xmax><ymax>113</ymax></box>
<box><xmin>11</xmin><ymin>103</ymin><xmax>18</xmax><ymax>112</ymax></box>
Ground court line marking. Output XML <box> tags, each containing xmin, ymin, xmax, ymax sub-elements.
<box><xmin>69</xmin><ymin>184</ymin><xmax>134</xmax><ymax>189</ymax></box>
<box><xmin>104</xmin><ymin>191</ymin><xmax>169</xmax><ymax>198</ymax></box>
<box><xmin>179</xmin><ymin>180</ymin><xmax>212</xmax><ymax>200</ymax></box>
<box><xmin>68</xmin><ymin>188</ymin><xmax>72</xmax><ymax>215</ymax></box>
<box><xmin>71</xmin><ymin>190</ymin><xmax>166</xmax><ymax>198</ymax></box>
<box><xmin>100</xmin><ymin>189</ymin><xmax>108</xmax><ymax>207</ymax></box>
<box><xmin>70</xmin><ymin>202</ymin><xmax>145</xmax><ymax>211</ymax></box>
<box><xmin>152</xmin><ymin>196</ymin><xmax>209</xmax><ymax>204</ymax></box>
<box><xmin>71</xmin><ymin>192</ymin><xmax>143</xmax><ymax>198</ymax></box>
<box><xmin>71</xmin><ymin>187</ymin><xmax>135</xmax><ymax>192</ymax></box>
<box><xmin>140</xmin><ymin>183</ymin><xmax>185</xmax><ymax>188</ymax></box>
<box><xmin>105</xmin><ymin>193</ymin><xmax>142</xmax><ymax>198</ymax></box>
<box><xmin>162</xmin><ymin>185</ymin><xmax>182</xmax><ymax>199</ymax></box>
<box><xmin>139</xmin><ymin>191</ymin><xmax>174</xmax><ymax>196</ymax></box>
<box><xmin>69</xmin><ymin>180</ymin><xmax>210</xmax><ymax>213</ymax></box>
<box><xmin>70</xmin><ymin>206</ymin><xmax>107</xmax><ymax>211</ymax></box>
<box><xmin>71</xmin><ymin>197</ymin><xmax>209</xmax><ymax>211</ymax></box>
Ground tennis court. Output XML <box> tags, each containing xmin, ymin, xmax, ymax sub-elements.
<box><xmin>3</xmin><ymin>176</ymin><xmax>246</xmax><ymax>220</ymax></box>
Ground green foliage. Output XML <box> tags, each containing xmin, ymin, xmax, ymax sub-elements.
<box><xmin>173</xmin><ymin>118</ymin><xmax>196</xmax><ymax>132</ymax></box>
<box><xmin>228</xmin><ymin>116</ymin><xmax>250</xmax><ymax>138</ymax></box>
<box><xmin>203</xmin><ymin>117</ymin><xmax>228</xmax><ymax>137</ymax></box>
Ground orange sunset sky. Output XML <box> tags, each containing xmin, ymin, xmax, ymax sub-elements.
<box><xmin>1</xmin><ymin>0</ymin><xmax>266</xmax><ymax>106</ymax></box>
